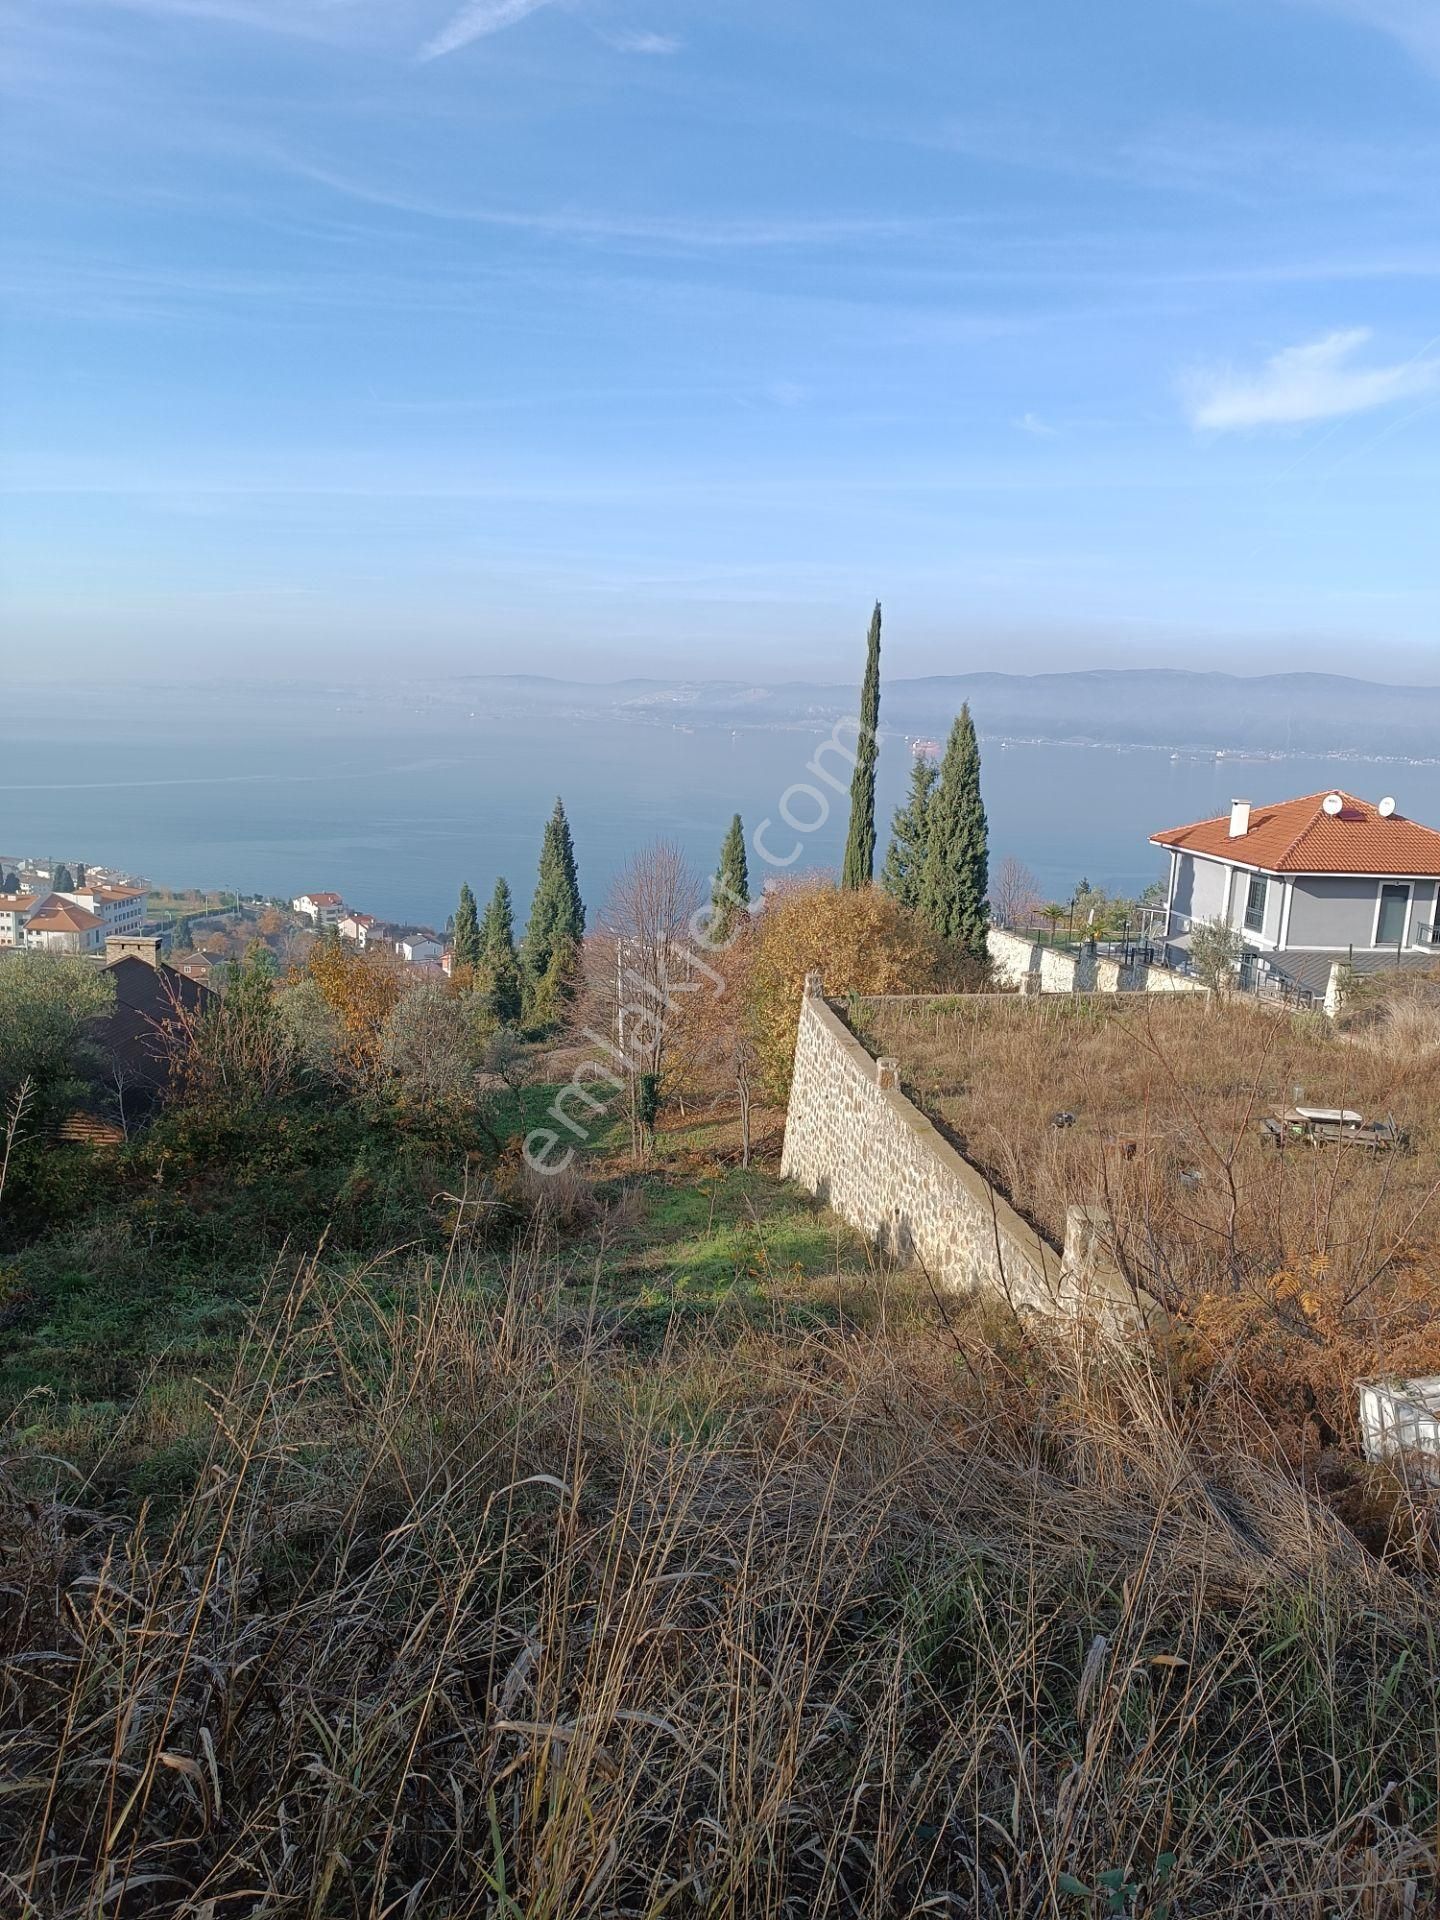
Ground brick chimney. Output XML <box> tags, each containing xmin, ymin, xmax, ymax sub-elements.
<box><xmin>1228</xmin><ymin>798</ymin><xmax>1251</xmax><ymax>838</ymax></box>
<box><xmin>106</xmin><ymin>934</ymin><xmax>164</xmax><ymax>967</ymax></box>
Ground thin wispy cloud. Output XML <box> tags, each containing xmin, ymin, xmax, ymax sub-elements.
<box><xmin>606</xmin><ymin>28</ymin><xmax>680</xmax><ymax>54</ymax></box>
<box><xmin>1015</xmin><ymin>411</ymin><xmax>1058</xmax><ymax>438</ymax></box>
<box><xmin>419</xmin><ymin>0</ymin><xmax>558</xmax><ymax>60</ymax></box>
<box><xmin>1289</xmin><ymin>0</ymin><xmax>1440</xmax><ymax>73</ymax></box>
<box><xmin>262</xmin><ymin>150</ymin><xmax>967</xmax><ymax>250</ymax></box>
<box><xmin>84</xmin><ymin>0</ymin><xmax>356</xmax><ymax>38</ymax></box>
<box><xmin>1183</xmin><ymin>328</ymin><xmax>1440</xmax><ymax>430</ymax></box>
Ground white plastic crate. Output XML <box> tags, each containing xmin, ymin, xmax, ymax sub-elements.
<box><xmin>1358</xmin><ymin>1378</ymin><xmax>1440</xmax><ymax>1485</ymax></box>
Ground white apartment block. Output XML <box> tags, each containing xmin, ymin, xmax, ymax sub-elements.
<box><xmin>0</xmin><ymin>893</ymin><xmax>40</xmax><ymax>948</ymax></box>
<box><xmin>293</xmin><ymin>891</ymin><xmax>346</xmax><ymax>928</ymax></box>
<box><xmin>56</xmin><ymin>884</ymin><xmax>149</xmax><ymax>938</ymax></box>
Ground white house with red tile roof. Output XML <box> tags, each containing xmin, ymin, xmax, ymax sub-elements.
<box><xmin>1152</xmin><ymin>790</ymin><xmax>1440</xmax><ymax>999</ymax></box>
<box><xmin>57</xmin><ymin>883</ymin><xmax>149</xmax><ymax>938</ymax></box>
<box><xmin>336</xmin><ymin>911</ymin><xmax>377</xmax><ymax>947</ymax></box>
<box><xmin>292</xmin><ymin>891</ymin><xmax>346</xmax><ymax>928</ymax></box>
<box><xmin>22</xmin><ymin>895</ymin><xmax>106</xmax><ymax>953</ymax></box>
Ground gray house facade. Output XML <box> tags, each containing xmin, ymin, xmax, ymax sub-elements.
<box><xmin>1152</xmin><ymin>791</ymin><xmax>1440</xmax><ymax>1001</ymax></box>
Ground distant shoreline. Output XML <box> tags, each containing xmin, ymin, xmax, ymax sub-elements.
<box><xmin>607</xmin><ymin>712</ymin><xmax>1440</xmax><ymax>768</ymax></box>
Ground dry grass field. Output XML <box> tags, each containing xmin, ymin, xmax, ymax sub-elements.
<box><xmin>6</xmin><ymin>1246</ymin><xmax>1440</xmax><ymax>1919</ymax></box>
<box><xmin>852</xmin><ymin>993</ymin><xmax>1440</xmax><ymax>1438</ymax></box>
<box><xmin>7</xmin><ymin>1017</ymin><xmax>1440</xmax><ymax>1916</ymax></box>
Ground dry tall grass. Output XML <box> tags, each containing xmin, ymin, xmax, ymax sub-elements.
<box><xmin>4</xmin><ymin>1243</ymin><xmax>1438</xmax><ymax>1918</ymax></box>
<box><xmin>855</xmin><ymin>995</ymin><xmax>1440</xmax><ymax>1437</ymax></box>
<box><xmin>1339</xmin><ymin>968</ymin><xmax>1440</xmax><ymax>1064</ymax></box>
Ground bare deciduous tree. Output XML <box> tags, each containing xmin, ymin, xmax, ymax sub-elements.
<box><xmin>586</xmin><ymin>840</ymin><xmax>707</xmax><ymax>1153</ymax></box>
<box><xmin>990</xmin><ymin>854</ymin><xmax>1041</xmax><ymax>932</ymax></box>
<box><xmin>671</xmin><ymin>921</ymin><xmax>762</xmax><ymax>1165</ymax></box>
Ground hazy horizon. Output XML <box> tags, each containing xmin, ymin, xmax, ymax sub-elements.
<box><xmin>8</xmin><ymin>660</ymin><xmax>1440</xmax><ymax>693</ymax></box>
<box><xmin>10</xmin><ymin>680</ymin><xmax>1440</xmax><ymax>924</ymax></box>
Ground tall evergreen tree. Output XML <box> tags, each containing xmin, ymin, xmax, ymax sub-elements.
<box><xmin>841</xmin><ymin>601</ymin><xmax>882</xmax><ymax>889</ymax></box>
<box><xmin>477</xmin><ymin>877</ymin><xmax>522</xmax><ymax>1024</ymax></box>
<box><xmin>452</xmin><ymin>882</ymin><xmax>481</xmax><ymax>974</ymax></box>
<box><xmin>917</xmin><ymin>704</ymin><xmax>989</xmax><ymax>960</ymax></box>
<box><xmin>75</xmin><ymin>864</ymin><xmax>87</xmax><ymax>888</ymax></box>
<box><xmin>710</xmin><ymin>814</ymin><xmax>751</xmax><ymax>944</ymax></box>
<box><xmin>881</xmin><ymin>754</ymin><xmax>938</xmax><ymax>911</ymax></box>
<box><xmin>2</xmin><ymin>871</ymin><xmax>19</xmax><ymax>894</ymax></box>
<box><xmin>53</xmin><ymin>864</ymin><xmax>74</xmax><ymax>893</ymax></box>
<box><xmin>525</xmin><ymin>935</ymin><xmax>578</xmax><ymax>1033</ymax></box>
<box><xmin>522</xmin><ymin>798</ymin><xmax>585</xmax><ymax>1021</ymax></box>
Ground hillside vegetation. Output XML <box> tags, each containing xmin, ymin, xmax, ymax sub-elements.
<box><xmin>7</xmin><ymin>1244</ymin><xmax>1439</xmax><ymax>1918</ymax></box>
<box><xmin>4</xmin><ymin>946</ymin><xmax>1440</xmax><ymax>1916</ymax></box>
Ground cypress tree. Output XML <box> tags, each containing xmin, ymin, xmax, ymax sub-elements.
<box><xmin>452</xmin><ymin>882</ymin><xmax>481</xmax><ymax>974</ymax></box>
<box><xmin>2</xmin><ymin>871</ymin><xmax>19</xmax><ymax>894</ymax></box>
<box><xmin>710</xmin><ymin>814</ymin><xmax>751</xmax><ymax>944</ymax></box>
<box><xmin>526</xmin><ymin>934</ymin><xmax>580</xmax><ymax>1033</ymax></box>
<box><xmin>917</xmin><ymin>703</ymin><xmax>989</xmax><ymax>960</ymax></box>
<box><xmin>478</xmin><ymin>877</ymin><xmax>522</xmax><ymax>1025</ymax></box>
<box><xmin>841</xmin><ymin>601</ymin><xmax>882</xmax><ymax>888</ymax></box>
<box><xmin>522</xmin><ymin>798</ymin><xmax>585</xmax><ymax>1018</ymax></box>
<box><xmin>53</xmin><ymin>863</ymin><xmax>74</xmax><ymax>893</ymax></box>
<box><xmin>881</xmin><ymin>754</ymin><xmax>938</xmax><ymax>911</ymax></box>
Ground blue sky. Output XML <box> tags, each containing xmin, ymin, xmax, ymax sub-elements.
<box><xmin>3</xmin><ymin>0</ymin><xmax>1439</xmax><ymax>681</ymax></box>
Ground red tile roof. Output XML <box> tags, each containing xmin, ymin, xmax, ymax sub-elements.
<box><xmin>27</xmin><ymin>897</ymin><xmax>104</xmax><ymax>933</ymax></box>
<box><xmin>305</xmin><ymin>892</ymin><xmax>344</xmax><ymax>904</ymax></box>
<box><xmin>1152</xmin><ymin>791</ymin><xmax>1440</xmax><ymax>876</ymax></box>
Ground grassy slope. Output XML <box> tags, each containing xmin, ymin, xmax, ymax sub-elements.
<box><xmin>4</xmin><ymin>1076</ymin><xmax>1440</xmax><ymax>1916</ymax></box>
<box><xmin>5</xmin><ymin>1245</ymin><xmax>1438</xmax><ymax>1918</ymax></box>
<box><xmin>0</xmin><ymin>1088</ymin><xmax>883</xmax><ymax>1476</ymax></box>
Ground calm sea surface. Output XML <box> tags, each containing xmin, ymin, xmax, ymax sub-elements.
<box><xmin>6</xmin><ymin>683</ymin><xmax>1439</xmax><ymax>927</ymax></box>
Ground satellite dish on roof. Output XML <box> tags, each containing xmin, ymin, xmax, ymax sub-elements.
<box><xmin>1322</xmin><ymin>792</ymin><xmax>1344</xmax><ymax>816</ymax></box>
<box><xmin>1379</xmin><ymin>796</ymin><xmax>1397</xmax><ymax>818</ymax></box>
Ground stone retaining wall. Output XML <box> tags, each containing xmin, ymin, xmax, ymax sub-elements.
<box><xmin>987</xmin><ymin>927</ymin><xmax>1207</xmax><ymax>998</ymax></box>
<box><xmin>780</xmin><ymin>976</ymin><xmax>1157</xmax><ymax>1324</ymax></box>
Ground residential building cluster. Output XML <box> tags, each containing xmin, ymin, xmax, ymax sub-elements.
<box><xmin>0</xmin><ymin>869</ymin><xmax>150</xmax><ymax>956</ymax></box>
<box><xmin>292</xmin><ymin>892</ymin><xmax>449</xmax><ymax>972</ymax></box>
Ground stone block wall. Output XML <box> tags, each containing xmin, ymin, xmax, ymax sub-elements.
<box><xmin>987</xmin><ymin>928</ymin><xmax>1206</xmax><ymax>998</ymax></box>
<box><xmin>781</xmin><ymin>977</ymin><xmax>1158</xmax><ymax>1324</ymax></box>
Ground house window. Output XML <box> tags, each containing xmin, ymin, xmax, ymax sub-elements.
<box><xmin>1244</xmin><ymin>873</ymin><xmax>1268</xmax><ymax>934</ymax></box>
<box><xmin>1377</xmin><ymin>883</ymin><xmax>1410</xmax><ymax>947</ymax></box>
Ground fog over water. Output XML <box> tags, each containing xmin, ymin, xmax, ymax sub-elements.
<box><xmin>6</xmin><ymin>682</ymin><xmax>1438</xmax><ymax>928</ymax></box>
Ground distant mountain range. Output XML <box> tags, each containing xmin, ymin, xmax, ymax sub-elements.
<box><xmin>455</xmin><ymin>669</ymin><xmax>1440</xmax><ymax>761</ymax></box>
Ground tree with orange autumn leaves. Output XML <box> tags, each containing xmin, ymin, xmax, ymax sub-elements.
<box><xmin>666</xmin><ymin>877</ymin><xmax>970</xmax><ymax>1138</ymax></box>
<box><xmin>737</xmin><ymin>879</ymin><xmax>965</xmax><ymax>1098</ymax></box>
<box><xmin>300</xmin><ymin>934</ymin><xmax>407</xmax><ymax>1090</ymax></box>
